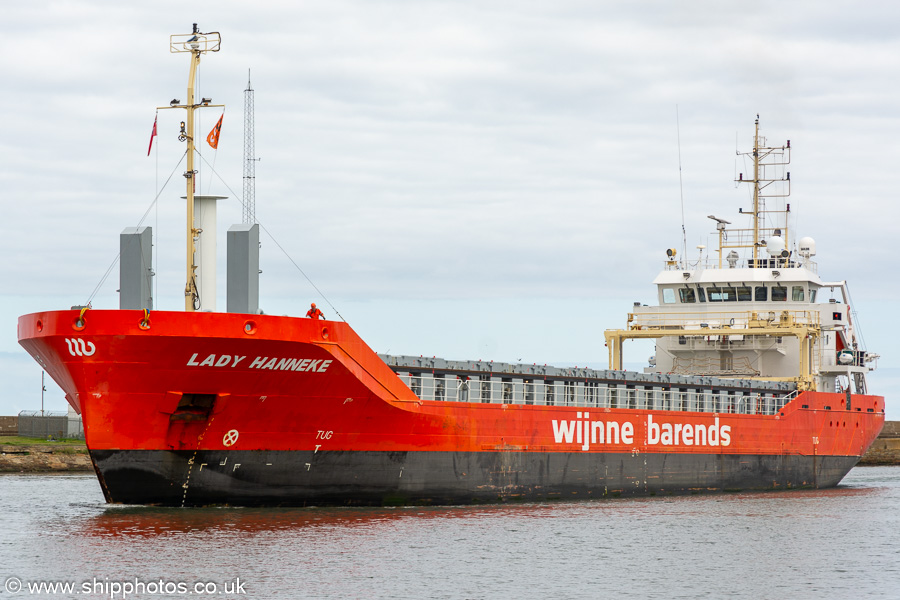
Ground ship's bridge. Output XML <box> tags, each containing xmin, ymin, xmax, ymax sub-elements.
<box><xmin>651</xmin><ymin>265</ymin><xmax>824</xmax><ymax>307</ymax></box>
<box><xmin>610</xmin><ymin>263</ymin><xmax>869</xmax><ymax>394</ymax></box>
<box><xmin>638</xmin><ymin>264</ymin><xmax>854</xmax><ymax>360</ymax></box>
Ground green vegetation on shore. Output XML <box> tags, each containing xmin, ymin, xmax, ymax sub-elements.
<box><xmin>1</xmin><ymin>436</ymin><xmax>87</xmax><ymax>448</ymax></box>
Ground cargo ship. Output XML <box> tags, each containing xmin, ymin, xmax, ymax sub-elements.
<box><xmin>17</xmin><ymin>26</ymin><xmax>884</xmax><ymax>506</ymax></box>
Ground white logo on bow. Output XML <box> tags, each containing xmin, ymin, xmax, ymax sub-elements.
<box><xmin>65</xmin><ymin>338</ymin><xmax>96</xmax><ymax>357</ymax></box>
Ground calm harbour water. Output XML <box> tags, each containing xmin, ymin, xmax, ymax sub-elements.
<box><xmin>2</xmin><ymin>467</ymin><xmax>899</xmax><ymax>599</ymax></box>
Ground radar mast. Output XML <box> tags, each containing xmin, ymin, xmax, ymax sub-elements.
<box><xmin>732</xmin><ymin>116</ymin><xmax>792</xmax><ymax>266</ymax></box>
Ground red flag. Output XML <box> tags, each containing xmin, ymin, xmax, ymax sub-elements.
<box><xmin>147</xmin><ymin>114</ymin><xmax>158</xmax><ymax>156</ymax></box>
<box><xmin>207</xmin><ymin>114</ymin><xmax>223</xmax><ymax>149</ymax></box>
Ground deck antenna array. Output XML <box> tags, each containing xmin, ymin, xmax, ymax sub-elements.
<box><xmin>242</xmin><ymin>70</ymin><xmax>258</xmax><ymax>224</ymax></box>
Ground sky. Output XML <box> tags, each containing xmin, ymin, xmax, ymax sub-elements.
<box><xmin>1</xmin><ymin>0</ymin><xmax>898</xmax><ymax>418</ymax></box>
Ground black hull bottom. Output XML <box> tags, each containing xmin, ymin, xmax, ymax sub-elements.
<box><xmin>90</xmin><ymin>449</ymin><xmax>860</xmax><ymax>507</ymax></box>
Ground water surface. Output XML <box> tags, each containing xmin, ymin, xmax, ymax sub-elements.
<box><xmin>2</xmin><ymin>467</ymin><xmax>899</xmax><ymax>598</ymax></box>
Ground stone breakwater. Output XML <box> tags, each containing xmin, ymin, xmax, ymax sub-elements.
<box><xmin>0</xmin><ymin>444</ymin><xmax>92</xmax><ymax>472</ymax></box>
<box><xmin>859</xmin><ymin>421</ymin><xmax>900</xmax><ymax>466</ymax></box>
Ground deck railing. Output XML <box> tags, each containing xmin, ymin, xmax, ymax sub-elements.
<box><xmin>398</xmin><ymin>374</ymin><xmax>795</xmax><ymax>416</ymax></box>
<box><xmin>628</xmin><ymin>308</ymin><xmax>821</xmax><ymax>331</ymax></box>
<box><xmin>663</xmin><ymin>254</ymin><xmax>818</xmax><ymax>274</ymax></box>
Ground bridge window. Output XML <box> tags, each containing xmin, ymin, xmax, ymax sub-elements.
<box><xmin>809</xmin><ymin>289</ymin><xmax>817</xmax><ymax>303</ymax></box>
<box><xmin>678</xmin><ymin>288</ymin><xmax>696</xmax><ymax>303</ymax></box>
<box><xmin>663</xmin><ymin>288</ymin><xmax>677</xmax><ymax>304</ymax></box>
<box><xmin>792</xmin><ymin>286</ymin><xmax>805</xmax><ymax>301</ymax></box>
<box><xmin>708</xmin><ymin>287</ymin><xmax>737</xmax><ymax>302</ymax></box>
<box><xmin>697</xmin><ymin>287</ymin><xmax>706</xmax><ymax>302</ymax></box>
<box><xmin>737</xmin><ymin>286</ymin><xmax>752</xmax><ymax>301</ymax></box>
<box><xmin>755</xmin><ymin>286</ymin><xmax>768</xmax><ymax>301</ymax></box>
<box><xmin>772</xmin><ymin>286</ymin><xmax>787</xmax><ymax>301</ymax></box>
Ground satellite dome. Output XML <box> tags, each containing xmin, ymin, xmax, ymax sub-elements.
<box><xmin>798</xmin><ymin>236</ymin><xmax>816</xmax><ymax>257</ymax></box>
<box><xmin>765</xmin><ymin>235</ymin><xmax>785</xmax><ymax>257</ymax></box>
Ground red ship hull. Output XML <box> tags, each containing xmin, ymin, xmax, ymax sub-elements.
<box><xmin>18</xmin><ymin>309</ymin><xmax>885</xmax><ymax>506</ymax></box>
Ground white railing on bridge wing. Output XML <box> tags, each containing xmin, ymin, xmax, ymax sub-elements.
<box><xmin>397</xmin><ymin>374</ymin><xmax>794</xmax><ymax>416</ymax></box>
<box><xmin>628</xmin><ymin>309</ymin><xmax>820</xmax><ymax>330</ymax></box>
<box><xmin>663</xmin><ymin>255</ymin><xmax>818</xmax><ymax>274</ymax></box>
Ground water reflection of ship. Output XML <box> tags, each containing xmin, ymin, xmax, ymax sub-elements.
<box><xmin>79</xmin><ymin>504</ymin><xmax>544</xmax><ymax>538</ymax></box>
<box><xmin>76</xmin><ymin>481</ymin><xmax>882</xmax><ymax>539</ymax></box>
<box><xmin>78</xmin><ymin>507</ymin><xmax>410</xmax><ymax>538</ymax></box>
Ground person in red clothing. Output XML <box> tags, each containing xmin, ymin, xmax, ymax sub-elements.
<box><xmin>306</xmin><ymin>302</ymin><xmax>324</xmax><ymax>320</ymax></box>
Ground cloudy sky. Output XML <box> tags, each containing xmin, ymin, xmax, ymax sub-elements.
<box><xmin>1</xmin><ymin>0</ymin><xmax>897</xmax><ymax>417</ymax></box>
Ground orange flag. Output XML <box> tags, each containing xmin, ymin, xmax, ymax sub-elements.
<box><xmin>207</xmin><ymin>114</ymin><xmax>223</xmax><ymax>149</ymax></box>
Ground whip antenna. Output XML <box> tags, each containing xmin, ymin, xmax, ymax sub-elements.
<box><xmin>676</xmin><ymin>105</ymin><xmax>687</xmax><ymax>264</ymax></box>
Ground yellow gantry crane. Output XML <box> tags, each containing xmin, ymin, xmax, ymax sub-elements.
<box><xmin>604</xmin><ymin>310</ymin><xmax>821</xmax><ymax>390</ymax></box>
